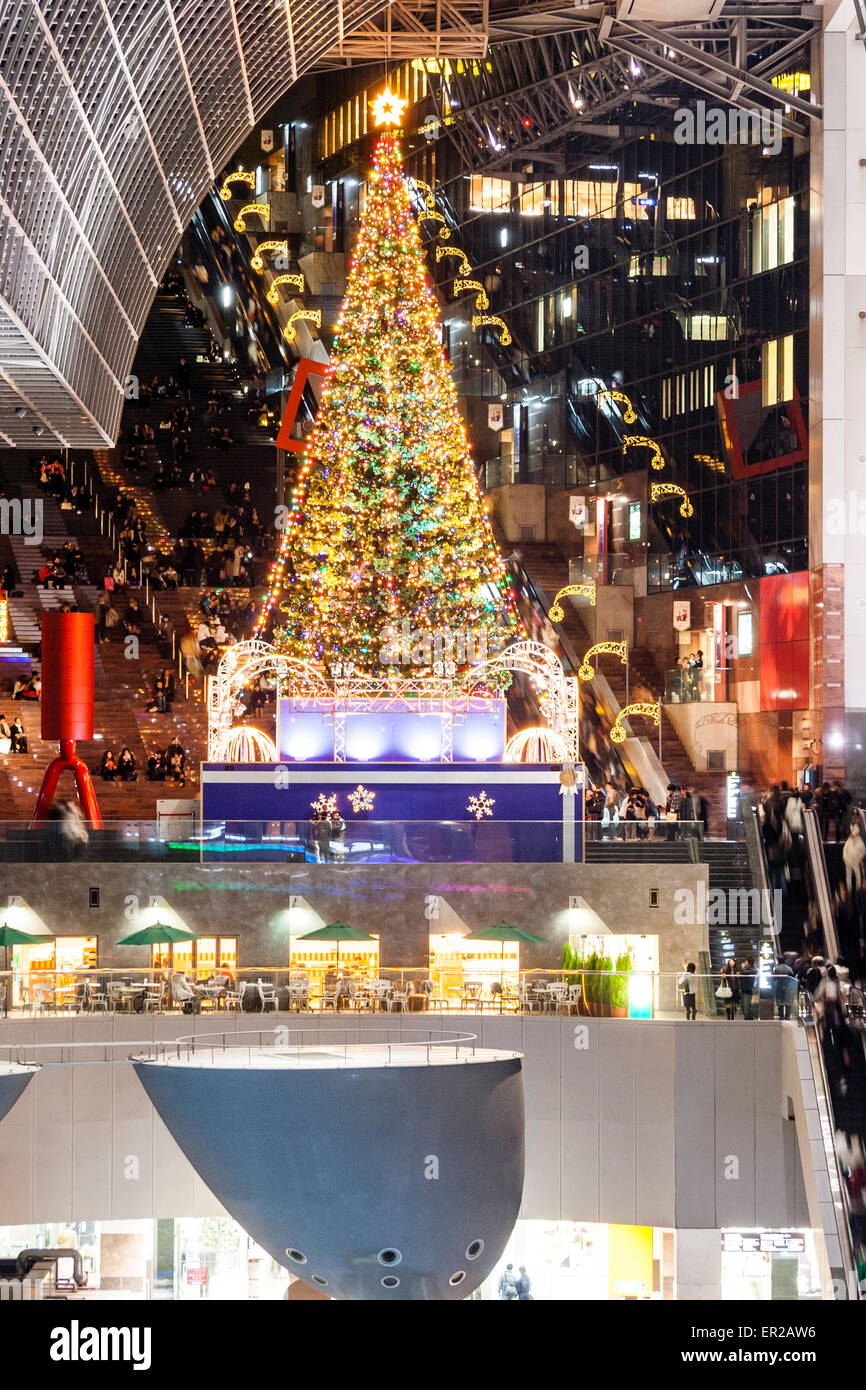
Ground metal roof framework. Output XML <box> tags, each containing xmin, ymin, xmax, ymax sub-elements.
<box><xmin>0</xmin><ymin>0</ymin><xmax>823</xmax><ymax>447</ymax></box>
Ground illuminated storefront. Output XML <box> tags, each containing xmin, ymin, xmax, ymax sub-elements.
<box><xmin>151</xmin><ymin>936</ymin><xmax>237</xmax><ymax>980</ymax></box>
<box><xmin>11</xmin><ymin>935</ymin><xmax>97</xmax><ymax>1007</ymax></box>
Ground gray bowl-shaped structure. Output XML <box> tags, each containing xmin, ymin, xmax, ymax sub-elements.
<box><xmin>0</xmin><ymin>1063</ymin><xmax>37</xmax><ymax>1121</ymax></box>
<box><xmin>134</xmin><ymin>1042</ymin><xmax>524</xmax><ymax>1299</ymax></box>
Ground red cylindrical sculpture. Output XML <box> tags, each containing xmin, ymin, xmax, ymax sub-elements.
<box><xmin>40</xmin><ymin>611</ymin><xmax>95</xmax><ymax>741</ymax></box>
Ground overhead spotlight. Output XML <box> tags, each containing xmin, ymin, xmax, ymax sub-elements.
<box><xmin>522</xmin><ymin>117</ymin><xmax>532</xmax><ymax>129</ymax></box>
<box><xmin>14</xmin><ymin>407</ymin><xmax>25</xmax><ymax>418</ymax></box>
<box><xmin>32</xmin><ymin>425</ymin><xmax>44</xmax><ymax>436</ymax></box>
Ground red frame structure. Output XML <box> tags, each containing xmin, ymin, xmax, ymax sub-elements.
<box><xmin>275</xmin><ymin>357</ymin><xmax>328</xmax><ymax>453</ymax></box>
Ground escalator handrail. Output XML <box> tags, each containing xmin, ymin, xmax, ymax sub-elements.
<box><xmin>800</xmin><ymin>995</ymin><xmax>861</xmax><ymax>1299</ymax></box>
<box><xmin>804</xmin><ymin>807</ymin><xmax>840</xmax><ymax>963</ymax></box>
<box><xmin>749</xmin><ymin>804</ymin><xmax>781</xmax><ymax>954</ymax></box>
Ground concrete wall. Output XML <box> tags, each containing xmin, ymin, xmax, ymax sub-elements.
<box><xmin>665</xmin><ymin>701</ymin><xmax>739</xmax><ymax>772</ymax></box>
<box><xmin>0</xmin><ymin>860</ymin><xmax>710</xmax><ymax>975</ymax></box>
<box><xmin>487</xmin><ymin>483</ymin><xmax>547</xmax><ymax>542</ymax></box>
<box><xmin>0</xmin><ymin>1016</ymin><xmax>809</xmax><ymax>1234</ymax></box>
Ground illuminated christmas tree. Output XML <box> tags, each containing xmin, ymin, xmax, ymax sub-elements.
<box><xmin>258</xmin><ymin>92</ymin><xmax>521</xmax><ymax>678</ymax></box>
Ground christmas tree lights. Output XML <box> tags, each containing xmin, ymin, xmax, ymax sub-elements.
<box><xmin>257</xmin><ymin>119</ymin><xmax>521</xmax><ymax>679</ymax></box>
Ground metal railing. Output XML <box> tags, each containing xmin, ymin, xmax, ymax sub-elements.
<box><xmin>0</xmin><ymin>817</ymin><xmax>708</xmax><ymax>863</ymax></box>
<box><xmin>135</xmin><ymin>1027</ymin><xmax>492</xmax><ymax>1069</ymax></box>
<box><xmin>0</xmin><ymin>966</ymin><xmax>799</xmax><ymax>1021</ymax></box>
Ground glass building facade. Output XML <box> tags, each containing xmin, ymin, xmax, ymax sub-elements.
<box><xmin>312</xmin><ymin>62</ymin><xmax>810</xmax><ymax>593</ymax></box>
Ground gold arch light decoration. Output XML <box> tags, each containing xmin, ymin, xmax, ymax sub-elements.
<box><xmin>472</xmin><ymin>314</ymin><xmax>512</xmax><ymax>346</ymax></box>
<box><xmin>549</xmin><ymin>583</ymin><xmax>596</xmax><ymax>623</ymax></box>
<box><xmin>283</xmin><ymin>309</ymin><xmax>322</xmax><ymax>344</ymax></box>
<box><xmin>610</xmin><ymin>701</ymin><xmax>660</xmax><ymax>744</ymax></box>
<box><xmin>623</xmin><ymin>435</ymin><xmax>665</xmax><ymax>470</ymax></box>
<box><xmin>219</xmin><ymin>171</ymin><xmax>256</xmax><ymax>201</ymax></box>
<box><xmin>598</xmin><ymin>389</ymin><xmax>637</xmax><ymax>424</ymax></box>
<box><xmin>504</xmin><ymin>726</ymin><xmax>570</xmax><ymax>763</ymax></box>
<box><xmin>435</xmin><ymin>246</ymin><xmax>471</xmax><ymax>278</ymax></box>
<box><xmin>418</xmin><ymin>209</ymin><xmax>450</xmax><ymax>239</ymax></box>
<box><xmin>251</xmin><ymin>240</ymin><xmax>288</xmax><ymax>272</ymax></box>
<box><xmin>233</xmin><ymin>202</ymin><xmax>269</xmax><ymax>233</ymax></box>
<box><xmin>651</xmin><ymin>481</ymin><xmax>694</xmax><ymax>518</ymax></box>
<box><xmin>224</xmin><ymin>725</ymin><xmax>278</xmax><ymax>762</ymax></box>
<box><xmin>454</xmin><ymin>279</ymin><xmax>489</xmax><ymax>311</ymax></box>
<box><xmin>266</xmin><ymin>272</ymin><xmax>305</xmax><ymax>305</ymax></box>
<box><xmin>578</xmin><ymin>639</ymin><xmax>628</xmax><ymax>682</ymax></box>
<box><xmin>411</xmin><ymin>179</ymin><xmax>437</xmax><ymax>210</ymax></box>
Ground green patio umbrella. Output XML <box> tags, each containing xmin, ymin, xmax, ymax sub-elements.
<box><xmin>0</xmin><ymin>923</ymin><xmax>47</xmax><ymax>1017</ymax></box>
<box><xmin>463</xmin><ymin>923</ymin><xmax>548</xmax><ymax>1006</ymax></box>
<box><xmin>296</xmin><ymin>921</ymin><xmax>378</xmax><ymax>969</ymax></box>
<box><xmin>116</xmin><ymin>923</ymin><xmax>199</xmax><ymax>947</ymax></box>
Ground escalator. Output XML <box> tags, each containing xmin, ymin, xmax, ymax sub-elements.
<box><xmin>755</xmin><ymin>801</ymin><xmax>865</xmax><ymax>1296</ymax></box>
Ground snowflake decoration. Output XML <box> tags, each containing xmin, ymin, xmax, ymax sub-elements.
<box><xmin>311</xmin><ymin>793</ymin><xmax>338</xmax><ymax>816</ymax></box>
<box><xmin>467</xmin><ymin>791</ymin><xmax>495</xmax><ymax>821</ymax></box>
<box><xmin>348</xmin><ymin>784</ymin><xmax>376</xmax><ymax>814</ymax></box>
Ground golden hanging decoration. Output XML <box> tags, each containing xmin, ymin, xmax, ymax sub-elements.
<box><xmin>251</xmin><ymin>240</ymin><xmax>288</xmax><ymax>272</ymax></box>
<box><xmin>651</xmin><ymin>481</ymin><xmax>694</xmax><ymax>517</ymax></box>
<box><xmin>435</xmin><ymin>246</ymin><xmax>472</xmax><ymax>278</ymax></box>
<box><xmin>624</xmin><ymin>435</ymin><xmax>665</xmax><ymax>470</ymax></box>
<box><xmin>266</xmin><ymin>272</ymin><xmax>305</xmax><ymax>305</ymax></box>
<box><xmin>598</xmin><ymin>389</ymin><xmax>637</xmax><ymax>424</ymax></box>
<box><xmin>219</xmin><ymin>171</ymin><xmax>256</xmax><ymax>200</ymax></box>
<box><xmin>418</xmin><ymin>209</ymin><xmax>450</xmax><ymax>239</ymax></box>
<box><xmin>578</xmin><ymin>639</ymin><xmax>628</xmax><ymax>682</ymax></box>
<box><xmin>549</xmin><ymin>583</ymin><xmax>596</xmax><ymax>623</ymax></box>
<box><xmin>610</xmin><ymin>701</ymin><xmax>660</xmax><ymax>744</ymax></box>
<box><xmin>454</xmin><ymin>278</ymin><xmax>489</xmax><ymax>311</ymax></box>
<box><xmin>233</xmin><ymin>202</ymin><xmax>269</xmax><ymax>232</ymax></box>
<box><xmin>472</xmin><ymin>314</ymin><xmax>512</xmax><ymax>346</ymax></box>
<box><xmin>411</xmin><ymin>179</ymin><xmax>437</xmax><ymax>210</ymax></box>
<box><xmin>283</xmin><ymin>309</ymin><xmax>322</xmax><ymax>343</ymax></box>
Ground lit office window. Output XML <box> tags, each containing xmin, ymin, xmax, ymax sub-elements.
<box><xmin>520</xmin><ymin>183</ymin><xmax>551</xmax><ymax>216</ymax></box>
<box><xmin>469</xmin><ymin>176</ymin><xmax>513</xmax><ymax>211</ymax></box>
<box><xmin>562</xmin><ymin>181</ymin><xmax>616</xmax><ymax>219</ymax></box>
<box><xmin>689</xmin><ymin>315</ymin><xmax>731</xmax><ymax>341</ymax></box>
<box><xmin>536</xmin><ymin>298</ymin><xmax>545</xmax><ymax>351</ymax></box>
<box><xmin>751</xmin><ymin>196</ymin><xmax>795</xmax><ymax>274</ymax></box>
<box><xmin>628</xmin><ymin>253</ymin><xmax>670</xmax><ymax>276</ymax></box>
<box><xmin>666</xmin><ymin>196</ymin><xmax>696</xmax><ymax>219</ymax></box>
<box><xmin>762</xmin><ymin>334</ymin><xmax>794</xmax><ymax>405</ymax></box>
<box><xmin>661</xmin><ymin>378</ymin><xmax>672</xmax><ymax>419</ymax></box>
<box><xmin>622</xmin><ymin>182</ymin><xmax>649</xmax><ymax>219</ymax></box>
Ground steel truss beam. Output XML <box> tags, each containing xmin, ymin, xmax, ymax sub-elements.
<box><xmin>432</xmin><ymin>7</ymin><xmax>821</xmax><ymax>174</ymax></box>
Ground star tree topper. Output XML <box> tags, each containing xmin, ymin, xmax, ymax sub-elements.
<box><xmin>371</xmin><ymin>86</ymin><xmax>407</xmax><ymax>127</ymax></box>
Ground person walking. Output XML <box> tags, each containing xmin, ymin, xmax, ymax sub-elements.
<box><xmin>739</xmin><ymin>957</ymin><xmax>757</xmax><ymax>1020</ymax></box>
<box><xmin>678</xmin><ymin>960</ymin><xmax>698</xmax><ymax>1020</ymax></box>
<box><xmin>843</xmin><ymin>821</ymin><xmax>866</xmax><ymax>893</ymax></box>
<box><xmin>498</xmin><ymin>1264</ymin><xmax>518</xmax><ymax>1300</ymax></box>
<box><xmin>721</xmin><ymin>959</ymin><xmax>740</xmax><ymax>1021</ymax></box>
<box><xmin>773</xmin><ymin>958</ymin><xmax>796</xmax><ymax>1021</ymax></box>
<box><xmin>516</xmin><ymin>1265</ymin><xmax>533</xmax><ymax>1300</ymax></box>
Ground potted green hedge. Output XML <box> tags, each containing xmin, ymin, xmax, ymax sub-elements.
<box><xmin>611</xmin><ymin>951</ymin><xmax>632</xmax><ymax>1017</ymax></box>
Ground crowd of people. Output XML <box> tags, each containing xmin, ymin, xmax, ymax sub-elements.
<box><xmin>33</xmin><ymin>455</ymin><xmax>95</xmax><ymax>513</ymax></box>
<box><xmin>677</xmin><ymin>952</ymin><xmax>850</xmax><ymax>1025</ymax></box>
<box><xmin>307</xmin><ymin>808</ymin><xmax>346</xmax><ymax>861</ymax></box>
<box><xmin>584</xmin><ymin>781</ymin><xmax>708</xmax><ymax>839</ymax></box>
<box><xmin>98</xmin><ymin>738</ymin><xmax>187</xmax><ymax>787</ymax></box>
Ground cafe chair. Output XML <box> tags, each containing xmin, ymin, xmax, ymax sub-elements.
<box><xmin>142</xmin><ymin>983</ymin><xmax>164</xmax><ymax>1013</ymax></box>
<box><xmin>321</xmin><ymin>982</ymin><xmax>340</xmax><ymax>1013</ymax></box>
<box><xmin>257</xmin><ymin>980</ymin><xmax>279</xmax><ymax>1014</ymax></box>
